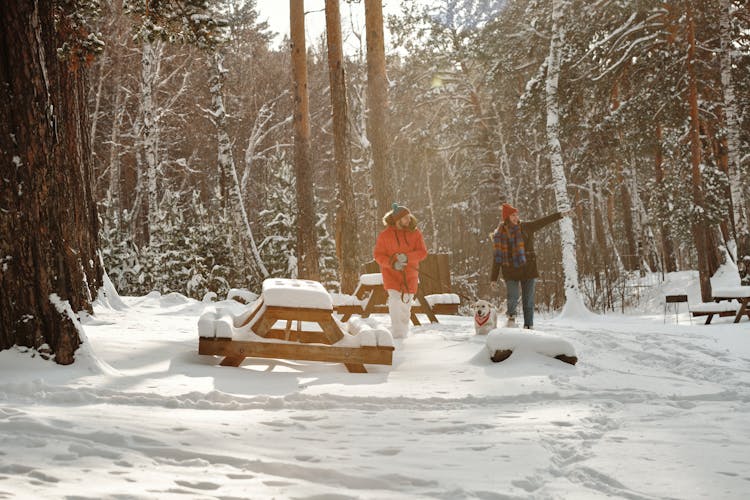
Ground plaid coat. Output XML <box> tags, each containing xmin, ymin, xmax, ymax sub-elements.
<box><xmin>490</xmin><ymin>211</ymin><xmax>563</xmax><ymax>282</ymax></box>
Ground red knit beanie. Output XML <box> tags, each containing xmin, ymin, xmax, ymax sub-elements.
<box><xmin>502</xmin><ymin>203</ymin><xmax>518</xmax><ymax>221</ymax></box>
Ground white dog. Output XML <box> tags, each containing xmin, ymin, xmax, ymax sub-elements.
<box><xmin>473</xmin><ymin>300</ymin><xmax>498</xmax><ymax>335</ymax></box>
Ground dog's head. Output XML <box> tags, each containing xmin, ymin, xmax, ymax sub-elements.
<box><xmin>473</xmin><ymin>300</ymin><xmax>494</xmax><ymax>318</ymax></box>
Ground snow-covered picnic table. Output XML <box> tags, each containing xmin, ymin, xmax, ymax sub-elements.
<box><xmin>334</xmin><ymin>273</ymin><xmax>460</xmax><ymax>324</ymax></box>
<box><xmin>198</xmin><ymin>278</ymin><xmax>394</xmax><ymax>372</ymax></box>
<box><xmin>711</xmin><ymin>286</ymin><xmax>750</xmax><ymax>324</ymax></box>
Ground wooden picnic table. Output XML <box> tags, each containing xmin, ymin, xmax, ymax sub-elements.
<box><xmin>712</xmin><ymin>286</ymin><xmax>750</xmax><ymax>324</ymax></box>
<box><xmin>199</xmin><ymin>279</ymin><xmax>394</xmax><ymax>373</ymax></box>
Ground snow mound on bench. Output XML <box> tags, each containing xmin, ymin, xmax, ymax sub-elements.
<box><xmin>359</xmin><ymin>273</ymin><xmax>384</xmax><ymax>286</ymax></box>
<box><xmin>690</xmin><ymin>301</ymin><xmax>739</xmax><ymax>313</ymax></box>
<box><xmin>330</xmin><ymin>293</ymin><xmax>366</xmax><ymax>307</ymax></box>
<box><xmin>425</xmin><ymin>293</ymin><xmax>460</xmax><ymax>305</ymax></box>
<box><xmin>226</xmin><ymin>288</ymin><xmax>259</xmax><ymax>304</ymax></box>
<box><xmin>711</xmin><ymin>286</ymin><xmax>750</xmax><ymax>299</ymax></box>
<box><xmin>345</xmin><ymin>317</ymin><xmax>393</xmax><ymax>348</ymax></box>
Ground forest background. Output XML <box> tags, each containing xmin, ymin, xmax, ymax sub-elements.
<box><xmin>87</xmin><ymin>0</ymin><xmax>750</xmax><ymax>313</ymax></box>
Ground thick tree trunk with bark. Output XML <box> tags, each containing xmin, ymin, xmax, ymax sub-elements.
<box><xmin>290</xmin><ymin>0</ymin><xmax>320</xmax><ymax>280</ymax></box>
<box><xmin>364</xmin><ymin>0</ymin><xmax>392</xmax><ymax>217</ymax></box>
<box><xmin>0</xmin><ymin>1</ymin><xmax>103</xmax><ymax>363</ymax></box>
<box><xmin>325</xmin><ymin>0</ymin><xmax>359</xmax><ymax>293</ymax></box>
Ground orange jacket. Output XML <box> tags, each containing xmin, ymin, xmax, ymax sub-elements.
<box><xmin>373</xmin><ymin>222</ymin><xmax>427</xmax><ymax>293</ymax></box>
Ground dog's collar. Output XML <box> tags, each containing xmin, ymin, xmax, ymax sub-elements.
<box><xmin>475</xmin><ymin>313</ymin><xmax>491</xmax><ymax>327</ymax></box>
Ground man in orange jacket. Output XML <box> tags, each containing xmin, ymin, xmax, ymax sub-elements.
<box><xmin>373</xmin><ymin>203</ymin><xmax>428</xmax><ymax>338</ymax></box>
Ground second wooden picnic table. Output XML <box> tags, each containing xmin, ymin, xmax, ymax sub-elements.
<box><xmin>712</xmin><ymin>286</ymin><xmax>750</xmax><ymax>324</ymax></box>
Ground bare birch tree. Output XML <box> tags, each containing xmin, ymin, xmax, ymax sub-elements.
<box><xmin>208</xmin><ymin>51</ymin><xmax>269</xmax><ymax>279</ymax></box>
<box><xmin>720</xmin><ymin>0</ymin><xmax>748</xmax><ymax>257</ymax></box>
<box><xmin>545</xmin><ymin>0</ymin><xmax>586</xmax><ymax>313</ymax></box>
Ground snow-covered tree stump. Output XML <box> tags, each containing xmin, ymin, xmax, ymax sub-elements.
<box><xmin>486</xmin><ymin>329</ymin><xmax>578</xmax><ymax>365</ymax></box>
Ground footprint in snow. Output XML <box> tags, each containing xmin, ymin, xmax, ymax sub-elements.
<box><xmin>372</xmin><ymin>448</ymin><xmax>401</xmax><ymax>456</ymax></box>
<box><xmin>174</xmin><ymin>480</ymin><xmax>220</xmax><ymax>490</ymax></box>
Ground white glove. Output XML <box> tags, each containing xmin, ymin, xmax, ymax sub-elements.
<box><xmin>393</xmin><ymin>253</ymin><xmax>408</xmax><ymax>271</ymax></box>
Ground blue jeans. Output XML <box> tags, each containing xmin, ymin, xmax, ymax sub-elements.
<box><xmin>506</xmin><ymin>278</ymin><xmax>537</xmax><ymax>327</ymax></box>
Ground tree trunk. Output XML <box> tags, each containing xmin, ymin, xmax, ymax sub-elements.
<box><xmin>0</xmin><ymin>0</ymin><xmax>103</xmax><ymax>363</ymax></box>
<box><xmin>719</xmin><ymin>0</ymin><xmax>748</xmax><ymax>259</ymax></box>
<box><xmin>545</xmin><ymin>0</ymin><xmax>586</xmax><ymax>314</ymax></box>
<box><xmin>364</xmin><ymin>0</ymin><xmax>392</xmax><ymax>217</ymax></box>
<box><xmin>685</xmin><ymin>1</ymin><xmax>712</xmax><ymax>302</ymax></box>
<box><xmin>654</xmin><ymin>123</ymin><xmax>677</xmax><ymax>272</ymax></box>
<box><xmin>107</xmin><ymin>57</ymin><xmax>125</xmax><ymax>233</ymax></box>
<box><xmin>325</xmin><ymin>0</ymin><xmax>359</xmax><ymax>293</ymax></box>
<box><xmin>140</xmin><ymin>38</ymin><xmax>161</xmax><ymax>246</ymax></box>
<box><xmin>210</xmin><ymin>51</ymin><xmax>269</xmax><ymax>280</ymax></box>
<box><xmin>619</xmin><ymin>168</ymin><xmax>637</xmax><ymax>271</ymax></box>
<box><xmin>290</xmin><ymin>0</ymin><xmax>320</xmax><ymax>280</ymax></box>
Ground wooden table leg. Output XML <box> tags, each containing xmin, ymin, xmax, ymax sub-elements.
<box><xmin>416</xmin><ymin>289</ymin><xmax>438</xmax><ymax>323</ymax></box>
<box><xmin>344</xmin><ymin>363</ymin><xmax>367</xmax><ymax>373</ymax></box>
<box><xmin>410</xmin><ymin>311</ymin><xmax>421</xmax><ymax>326</ymax></box>
<box><xmin>220</xmin><ymin>356</ymin><xmax>245</xmax><ymax>367</ymax></box>
<box><xmin>361</xmin><ymin>287</ymin><xmax>386</xmax><ymax>318</ymax></box>
<box><xmin>319</xmin><ymin>318</ymin><xmax>344</xmax><ymax>344</ymax></box>
<box><xmin>734</xmin><ymin>298</ymin><xmax>749</xmax><ymax>323</ymax></box>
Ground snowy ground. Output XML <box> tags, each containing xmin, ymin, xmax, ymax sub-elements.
<box><xmin>1</xmin><ymin>276</ymin><xmax>750</xmax><ymax>499</ymax></box>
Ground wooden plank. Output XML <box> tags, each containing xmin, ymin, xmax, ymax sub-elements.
<box><xmin>318</xmin><ymin>318</ymin><xmax>345</xmax><ymax>344</ymax></box>
<box><xmin>431</xmin><ymin>303</ymin><xmax>459</xmax><ymax>315</ymax></box>
<box><xmin>237</xmin><ymin>299</ymin><xmax>264</xmax><ymax>327</ymax></box>
<box><xmin>361</xmin><ymin>286</ymin><xmax>388</xmax><ymax>318</ymax></box>
<box><xmin>691</xmin><ymin>309</ymin><xmax>738</xmax><ymax>325</ymax></box>
<box><xmin>734</xmin><ymin>298</ymin><xmax>749</xmax><ymax>323</ymax></box>
<box><xmin>265</xmin><ymin>306</ymin><xmax>335</xmax><ymax>322</ymax></box>
<box><xmin>344</xmin><ymin>363</ymin><xmax>367</xmax><ymax>373</ymax></box>
<box><xmin>355</xmin><ymin>282</ymin><xmax>378</xmax><ymax>300</ymax></box>
<box><xmin>251</xmin><ymin>310</ymin><xmax>277</xmax><ymax>337</ymax></box>
<box><xmin>363</xmin><ymin>260</ymin><xmax>380</xmax><ymax>274</ymax></box>
<box><xmin>334</xmin><ymin>305</ymin><xmax>362</xmax><ymax>322</ymax></box>
<box><xmin>264</xmin><ymin>329</ymin><xmax>331</xmax><ymax>344</ymax></box>
<box><xmin>338</xmin><ymin>302</ymin><xmax>457</xmax><ymax>320</ymax></box>
<box><xmin>410</xmin><ymin>311</ymin><xmax>421</xmax><ymax>326</ymax></box>
<box><xmin>415</xmin><ymin>289</ymin><xmax>438</xmax><ymax>323</ymax></box>
<box><xmin>284</xmin><ymin>319</ymin><xmax>292</xmax><ymax>341</ymax></box>
<box><xmin>199</xmin><ymin>338</ymin><xmax>394</xmax><ymax>367</ymax></box>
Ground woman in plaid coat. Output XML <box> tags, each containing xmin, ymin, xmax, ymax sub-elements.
<box><xmin>490</xmin><ymin>203</ymin><xmax>573</xmax><ymax>329</ymax></box>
